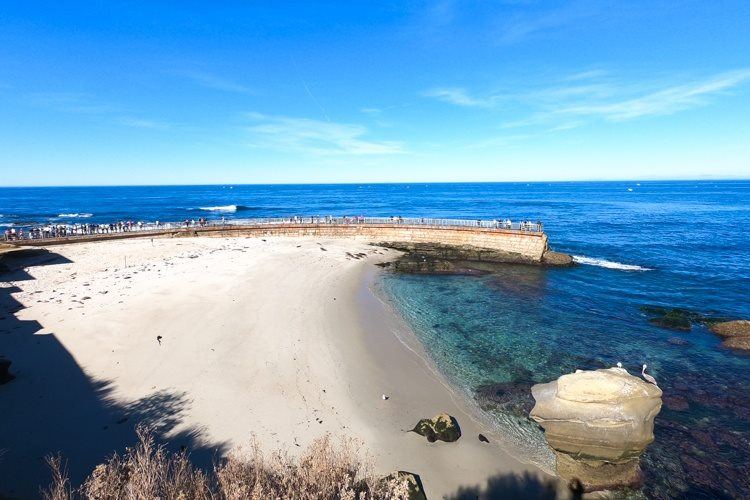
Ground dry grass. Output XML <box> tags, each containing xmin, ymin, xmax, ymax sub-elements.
<box><xmin>42</xmin><ymin>426</ymin><xmax>413</xmax><ymax>500</ymax></box>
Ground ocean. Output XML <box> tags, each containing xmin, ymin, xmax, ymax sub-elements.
<box><xmin>2</xmin><ymin>181</ymin><xmax>749</xmax><ymax>498</ymax></box>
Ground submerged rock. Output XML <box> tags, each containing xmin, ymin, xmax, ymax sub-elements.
<box><xmin>709</xmin><ymin>320</ymin><xmax>750</xmax><ymax>352</ymax></box>
<box><xmin>412</xmin><ymin>412</ymin><xmax>461</xmax><ymax>443</ymax></box>
<box><xmin>530</xmin><ymin>367</ymin><xmax>662</xmax><ymax>491</ymax></box>
<box><xmin>476</xmin><ymin>380</ymin><xmax>536</xmax><ymax>417</ymax></box>
<box><xmin>640</xmin><ymin>305</ymin><xmax>728</xmax><ymax>332</ymax></box>
<box><xmin>0</xmin><ymin>358</ymin><xmax>14</xmax><ymax>384</ymax></box>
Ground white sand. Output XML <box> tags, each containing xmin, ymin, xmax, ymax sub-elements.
<box><xmin>0</xmin><ymin>236</ymin><xmax>554</xmax><ymax>497</ymax></box>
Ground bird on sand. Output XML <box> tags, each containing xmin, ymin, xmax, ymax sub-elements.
<box><xmin>616</xmin><ymin>362</ymin><xmax>623</xmax><ymax>368</ymax></box>
<box><xmin>382</xmin><ymin>394</ymin><xmax>389</xmax><ymax>400</ymax></box>
<box><xmin>157</xmin><ymin>335</ymin><xmax>163</xmax><ymax>345</ymax></box>
<box><xmin>641</xmin><ymin>364</ymin><xmax>658</xmax><ymax>387</ymax></box>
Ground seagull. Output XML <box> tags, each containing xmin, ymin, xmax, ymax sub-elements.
<box><xmin>616</xmin><ymin>362</ymin><xmax>623</xmax><ymax>368</ymax></box>
<box><xmin>382</xmin><ymin>394</ymin><xmax>389</xmax><ymax>400</ymax></box>
<box><xmin>641</xmin><ymin>364</ymin><xmax>658</xmax><ymax>387</ymax></box>
<box><xmin>156</xmin><ymin>335</ymin><xmax>163</xmax><ymax>345</ymax></box>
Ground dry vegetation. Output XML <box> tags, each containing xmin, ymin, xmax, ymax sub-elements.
<box><xmin>43</xmin><ymin>426</ymin><xmax>416</xmax><ymax>500</ymax></box>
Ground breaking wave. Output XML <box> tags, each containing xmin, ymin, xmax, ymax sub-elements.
<box><xmin>197</xmin><ymin>205</ymin><xmax>256</xmax><ymax>212</ymax></box>
<box><xmin>57</xmin><ymin>213</ymin><xmax>93</xmax><ymax>218</ymax></box>
<box><xmin>572</xmin><ymin>255</ymin><xmax>652</xmax><ymax>271</ymax></box>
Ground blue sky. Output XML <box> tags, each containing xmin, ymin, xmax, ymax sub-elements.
<box><xmin>1</xmin><ymin>1</ymin><xmax>749</xmax><ymax>185</ymax></box>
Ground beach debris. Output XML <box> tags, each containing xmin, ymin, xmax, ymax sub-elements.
<box><xmin>156</xmin><ymin>335</ymin><xmax>163</xmax><ymax>345</ymax></box>
<box><xmin>478</xmin><ymin>433</ymin><xmax>489</xmax><ymax>443</ymax></box>
<box><xmin>320</xmin><ymin>247</ymin><xmax>327</xmax><ymax>251</ymax></box>
<box><xmin>382</xmin><ymin>394</ymin><xmax>389</xmax><ymax>400</ymax></box>
<box><xmin>530</xmin><ymin>367</ymin><xmax>662</xmax><ymax>491</ymax></box>
<box><xmin>411</xmin><ymin>412</ymin><xmax>461</xmax><ymax>443</ymax></box>
<box><xmin>0</xmin><ymin>358</ymin><xmax>15</xmax><ymax>384</ymax></box>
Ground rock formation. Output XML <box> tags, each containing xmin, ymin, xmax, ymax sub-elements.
<box><xmin>412</xmin><ymin>412</ymin><xmax>461</xmax><ymax>442</ymax></box>
<box><xmin>530</xmin><ymin>367</ymin><xmax>662</xmax><ymax>491</ymax></box>
<box><xmin>377</xmin><ymin>471</ymin><xmax>427</xmax><ymax>500</ymax></box>
<box><xmin>709</xmin><ymin>320</ymin><xmax>750</xmax><ymax>352</ymax></box>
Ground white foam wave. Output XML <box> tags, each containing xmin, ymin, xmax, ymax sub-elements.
<box><xmin>199</xmin><ymin>205</ymin><xmax>237</xmax><ymax>212</ymax></box>
<box><xmin>58</xmin><ymin>213</ymin><xmax>93</xmax><ymax>218</ymax></box>
<box><xmin>573</xmin><ymin>255</ymin><xmax>652</xmax><ymax>271</ymax></box>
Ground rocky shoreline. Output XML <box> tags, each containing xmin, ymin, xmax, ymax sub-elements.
<box><xmin>375</xmin><ymin>242</ymin><xmax>573</xmax><ymax>275</ymax></box>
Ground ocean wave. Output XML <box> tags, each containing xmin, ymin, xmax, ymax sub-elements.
<box><xmin>198</xmin><ymin>205</ymin><xmax>239</xmax><ymax>212</ymax></box>
<box><xmin>57</xmin><ymin>213</ymin><xmax>93</xmax><ymax>218</ymax></box>
<box><xmin>197</xmin><ymin>205</ymin><xmax>258</xmax><ymax>213</ymax></box>
<box><xmin>573</xmin><ymin>255</ymin><xmax>652</xmax><ymax>271</ymax></box>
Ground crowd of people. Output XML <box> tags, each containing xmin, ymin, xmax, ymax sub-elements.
<box><xmin>3</xmin><ymin>220</ymin><xmax>166</xmax><ymax>241</ymax></box>
<box><xmin>3</xmin><ymin>216</ymin><xmax>542</xmax><ymax>242</ymax></box>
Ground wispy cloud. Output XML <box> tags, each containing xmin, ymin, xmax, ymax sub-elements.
<box><xmin>181</xmin><ymin>71</ymin><xmax>254</xmax><ymax>94</ymax></box>
<box><xmin>495</xmin><ymin>1</ymin><xmax>603</xmax><ymax>45</ymax></box>
<box><xmin>426</xmin><ymin>68</ymin><xmax>750</xmax><ymax>125</ymax></box>
<box><xmin>422</xmin><ymin>87</ymin><xmax>498</xmax><ymax>107</ymax></box>
<box><xmin>118</xmin><ymin>117</ymin><xmax>172</xmax><ymax>130</ymax></box>
<box><xmin>555</xmin><ymin>69</ymin><xmax>750</xmax><ymax>121</ymax></box>
<box><xmin>244</xmin><ymin>112</ymin><xmax>404</xmax><ymax>155</ymax></box>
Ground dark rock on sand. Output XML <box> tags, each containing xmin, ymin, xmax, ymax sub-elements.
<box><xmin>412</xmin><ymin>412</ymin><xmax>461</xmax><ymax>443</ymax></box>
<box><xmin>709</xmin><ymin>320</ymin><xmax>750</xmax><ymax>352</ymax></box>
<box><xmin>375</xmin><ymin>471</ymin><xmax>427</xmax><ymax>500</ymax></box>
<box><xmin>0</xmin><ymin>358</ymin><xmax>14</xmax><ymax>384</ymax></box>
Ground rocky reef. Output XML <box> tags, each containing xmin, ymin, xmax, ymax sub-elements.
<box><xmin>530</xmin><ymin>367</ymin><xmax>662</xmax><ymax>491</ymax></box>
<box><xmin>376</xmin><ymin>242</ymin><xmax>573</xmax><ymax>275</ymax></box>
<box><xmin>709</xmin><ymin>320</ymin><xmax>750</xmax><ymax>351</ymax></box>
<box><xmin>641</xmin><ymin>306</ymin><xmax>750</xmax><ymax>353</ymax></box>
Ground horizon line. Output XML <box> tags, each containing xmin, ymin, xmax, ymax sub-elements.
<box><xmin>2</xmin><ymin>177</ymin><xmax>750</xmax><ymax>189</ymax></box>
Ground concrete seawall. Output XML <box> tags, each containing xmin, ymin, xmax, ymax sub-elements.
<box><xmin>6</xmin><ymin>223</ymin><xmax>560</xmax><ymax>264</ymax></box>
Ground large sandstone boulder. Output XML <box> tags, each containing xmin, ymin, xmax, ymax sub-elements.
<box><xmin>412</xmin><ymin>412</ymin><xmax>461</xmax><ymax>443</ymax></box>
<box><xmin>709</xmin><ymin>320</ymin><xmax>750</xmax><ymax>351</ymax></box>
<box><xmin>530</xmin><ymin>367</ymin><xmax>662</xmax><ymax>491</ymax></box>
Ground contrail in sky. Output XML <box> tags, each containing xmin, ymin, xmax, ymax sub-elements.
<box><xmin>292</xmin><ymin>56</ymin><xmax>331</xmax><ymax>122</ymax></box>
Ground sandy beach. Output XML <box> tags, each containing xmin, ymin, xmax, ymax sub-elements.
<box><xmin>1</xmin><ymin>236</ymin><xmax>554</xmax><ymax>498</ymax></box>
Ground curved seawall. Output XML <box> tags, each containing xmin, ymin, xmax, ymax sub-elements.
<box><xmin>8</xmin><ymin>222</ymin><xmax>556</xmax><ymax>264</ymax></box>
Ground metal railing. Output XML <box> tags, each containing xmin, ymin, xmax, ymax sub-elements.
<box><xmin>3</xmin><ymin>216</ymin><xmax>543</xmax><ymax>242</ymax></box>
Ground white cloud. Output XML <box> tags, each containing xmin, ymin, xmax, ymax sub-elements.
<box><xmin>423</xmin><ymin>87</ymin><xmax>498</xmax><ymax>107</ymax></box>
<box><xmin>245</xmin><ymin>113</ymin><xmax>404</xmax><ymax>155</ymax></box>
<box><xmin>555</xmin><ymin>69</ymin><xmax>750</xmax><ymax>121</ymax></box>
<box><xmin>426</xmin><ymin>68</ymin><xmax>750</xmax><ymax>130</ymax></box>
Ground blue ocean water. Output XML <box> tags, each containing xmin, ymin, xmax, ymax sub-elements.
<box><xmin>2</xmin><ymin>181</ymin><xmax>749</xmax><ymax>497</ymax></box>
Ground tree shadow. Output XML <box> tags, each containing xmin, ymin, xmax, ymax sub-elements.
<box><xmin>0</xmin><ymin>249</ymin><xmax>228</xmax><ymax>498</ymax></box>
<box><xmin>446</xmin><ymin>471</ymin><xmax>581</xmax><ymax>500</ymax></box>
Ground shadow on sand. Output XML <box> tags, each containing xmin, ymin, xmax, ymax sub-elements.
<box><xmin>446</xmin><ymin>470</ymin><xmax>582</xmax><ymax>500</ymax></box>
<box><xmin>0</xmin><ymin>249</ymin><xmax>227</xmax><ymax>498</ymax></box>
